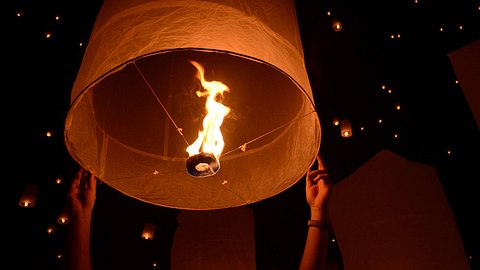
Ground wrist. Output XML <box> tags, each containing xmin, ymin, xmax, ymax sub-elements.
<box><xmin>310</xmin><ymin>208</ymin><xmax>329</xmax><ymax>222</ymax></box>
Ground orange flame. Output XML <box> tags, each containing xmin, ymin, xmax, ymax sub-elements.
<box><xmin>186</xmin><ymin>61</ymin><xmax>231</xmax><ymax>160</ymax></box>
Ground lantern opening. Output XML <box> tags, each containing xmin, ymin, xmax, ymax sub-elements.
<box><xmin>186</xmin><ymin>152</ymin><xmax>220</xmax><ymax>177</ymax></box>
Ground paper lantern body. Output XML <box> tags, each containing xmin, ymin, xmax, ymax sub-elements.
<box><xmin>18</xmin><ymin>184</ymin><xmax>38</xmax><ymax>208</ymax></box>
<box><xmin>64</xmin><ymin>0</ymin><xmax>320</xmax><ymax>210</ymax></box>
<box><xmin>57</xmin><ymin>206</ymin><xmax>69</xmax><ymax>225</ymax></box>
<box><xmin>141</xmin><ymin>222</ymin><xmax>156</xmax><ymax>240</ymax></box>
<box><xmin>340</xmin><ymin>119</ymin><xmax>352</xmax><ymax>138</ymax></box>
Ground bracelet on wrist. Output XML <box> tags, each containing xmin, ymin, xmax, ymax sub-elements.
<box><xmin>307</xmin><ymin>219</ymin><xmax>331</xmax><ymax>230</ymax></box>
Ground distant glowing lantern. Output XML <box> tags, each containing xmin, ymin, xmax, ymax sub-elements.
<box><xmin>64</xmin><ymin>0</ymin><xmax>321</xmax><ymax>210</ymax></box>
<box><xmin>332</xmin><ymin>20</ymin><xmax>343</xmax><ymax>32</ymax></box>
<box><xmin>47</xmin><ymin>225</ymin><xmax>55</xmax><ymax>234</ymax></box>
<box><xmin>141</xmin><ymin>222</ymin><xmax>156</xmax><ymax>240</ymax></box>
<box><xmin>341</xmin><ymin>119</ymin><xmax>352</xmax><ymax>138</ymax></box>
<box><xmin>18</xmin><ymin>184</ymin><xmax>38</xmax><ymax>208</ymax></box>
<box><xmin>57</xmin><ymin>206</ymin><xmax>69</xmax><ymax>225</ymax></box>
<box><xmin>333</xmin><ymin>116</ymin><xmax>340</xmax><ymax>126</ymax></box>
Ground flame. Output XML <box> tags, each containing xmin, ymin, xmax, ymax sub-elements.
<box><xmin>186</xmin><ymin>61</ymin><xmax>231</xmax><ymax>160</ymax></box>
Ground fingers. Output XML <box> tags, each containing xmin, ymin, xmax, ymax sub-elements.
<box><xmin>79</xmin><ymin>169</ymin><xmax>96</xmax><ymax>189</ymax></box>
<box><xmin>306</xmin><ymin>169</ymin><xmax>328</xmax><ymax>188</ymax></box>
<box><xmin>316</xmin><ymin>173</ymin><xmax>331</xmax><ymax>188</ymax></box>
<box><xmin>307</xmin><ymin>171</ymin><xmax>331</xmax><ymax>193</ymax></box>
<box><xmin>87</xmin><ymin>172</ymin><xmax>97</xmax><ymax>195</ymax></box>
<box><xmin>70</xmin><ymin>168</ymin><xmax>83</xmax><ymax>192</ymax></box>
<box><xmin>74</xmin><ymin>168</ymin><xmax>83</xmax><ymax>184</ymax></box>
<box><xmin>71</xmin><ymin>167</ymin><xmax>97</xmax><ymax>192</ymax></box>
<box><xmin>308</xmin><ymin>169</ymin><xmax>326</xmax><ymax>181</ymax></box>
<box><xmin>306</xmin><ymin>168</ymin><xmax>314</xmax><ymax>189</ymax></box>
<box><xmin>316</xmin><ymin>154</ymin><xmax>328</xmax><ymax>173</ymax></box>
<box><xmin>307</xmin><ymin>154</ymin><xmax>331</xmax><ymax>189</ymax></box>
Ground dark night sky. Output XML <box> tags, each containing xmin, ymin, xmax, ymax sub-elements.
<box><xmin>8</xmin><ymin>1</ymin><xmax>480</xmax><ymax>269</ymax></box>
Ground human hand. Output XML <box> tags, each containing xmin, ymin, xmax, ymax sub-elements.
<box><xmin>305</xmin><ymin>155</ymin><xmax>332</xmax><ymax>221</ymax></box>
<box><xmin>67</xmin><ymin>168</ymin><xmax>97</xmax><ymax>222</ymax></box>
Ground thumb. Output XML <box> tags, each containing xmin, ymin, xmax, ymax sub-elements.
<box><xmin>317</xmin><ymin>155</ymin><xmax>327</xmax><ymax>172</ymax></box>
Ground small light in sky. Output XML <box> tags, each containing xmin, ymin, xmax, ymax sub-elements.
<box><xmin>447</xmin><ymin>149</ymin><xmax>452</xmax><ymax>155</ymax></box>
<box><xmin>340</xmin><ymin>119</ymin><xmax>352</xmax><ymax>138</ymax></box>
<box><xmin>46</xmin><ymin>130</ymin><xmax>53</xmax><ymax>137</ymax></box>
<box><xmin>16</xmin><ymin>11</ymin><xmax>23</xmax><ymax>17</ymax></box>
<box><xmin>381</xmin><ymin>84</ymin><xmax>386</xmax><ymax>90</ymax></box>
<box><xmin>327</xmin><ymin>11</ymin><xmax>331</xmax><ymax>16</ymax></box>
<box><xmin>360</xmin><ymin>126</ymin><xmax>365</xmax><ymax>131</ymax></box>
<box><xmin>395</xmin><ymin>103</ymin><xmax>401</xmax><ymax>110</ymax></box>
<box><xmin>45</xmin><ymin>32</ymin><xmax>52</xmax><ymax>39</ymax></box>
<box><xmin>56</xmin><ymin>252</ymin><xmax>63</xmax><ymax>259</ymax></box>
<box><xmin>458</xmin><ymin>25</ymin><xmax>463</xmax><ymax>30</ymax></box>
<box><xmin>141</xmin><ymin>223</ymin><xmax>156</xmax><ymax>240</ymax></box>
<box><xmin>79</xmin><ymin>42</ymin><xmax>84</xmax><ymax>47</ymax></box>
<box><xmin>55</xmin><ymin>177</ymin><xmax>63</xmax><ymax>184</ymax></box>
<box><xmin>333</xmin><ymin>117</ymin><xmax>340</xmax><ymax>126</ymax></box>
<box><xmin>440</xmin><ymin>27</ymin><xmax>444</xmax><ymax>32</ymax></box>
<box><xmin>388</xmin><ymin>89</ymin><xmax>392</xmax><ymax>94</ymax></box>
<box><xmin>47</xmin><ymin>226</ymin><xmax>55</xmax><ymax>234</ymax></box>
<box><xmin>57</xmin><ymin>207</ymin><xmax>69</xmax><ymax>225</ymax></box>
<box><xmin>55</xmin><ymin>15</ymin><xmax>60</xmax><ymax>21</ymax></box>
<box><xmin>455</xmin><ymin>80</ymin><xmax>459</xmax><ymax>84</ymax></box>
<box><xmin>378</xmin><ymin>118</ymin><xmax>383</xmax><ymax>124</ymax></box>
<box><xmin>332</xmin><ymin>20</ymin><xmax>342</xmax><ymax>31</ymax></box>
<box><xmin>58</xmin><ymin>217</ymin><xmax>68</xmax><ymax>224</ymax></box>
<box><xmin>389</xmin><ymin>33</ymin><xmax>401</xmax><ymax>39</ymax></box>
<box><xmin>394</xmin><ymin>133</ymin><xmax>398</xmax><ymax>139</ymax></box>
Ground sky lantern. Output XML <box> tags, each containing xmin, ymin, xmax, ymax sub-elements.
<box><xmin>141</xmin><ymin>222</ymin><xmax>156</xmax><ymax>240</ymax></box>
<box><xmin>57</xmin><ymin>206</ymin><xmax>69</xmax><ymax>225</ymax></box>
<box><xmin>18</xmin><ymin>184</ymin><xmax>38</xmax><ymax>208</ymax></box>
<box><xmin>340</xmin><ymin>118</ymin><xmax>352</xmax><ymax>138</ymax></box>
<box><xmin>64</xmin><ymin>0</ymin><xmax>320</xmax><ymax>210</ymax></box>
